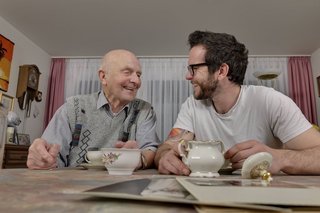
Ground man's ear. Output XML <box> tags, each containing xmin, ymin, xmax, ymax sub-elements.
<box><xmin>98</xmin><ymin>70</ymin><xmax>108</xmax><ymax>83</ymax></box>
<box><xmin>217</xmin><ymin>63</ymin><xmax>229</xmax><ymax>80</ymax></box>
<box><xmin>98</xmin><ymin>69</ymin><xmax>104</xmax><ymax>78</ymax></box>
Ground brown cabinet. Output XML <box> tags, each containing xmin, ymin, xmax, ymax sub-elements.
<box><xmin>2</xmin><ymin>144</ymin><xmax>29</xmax><ymax>168</ymax></box>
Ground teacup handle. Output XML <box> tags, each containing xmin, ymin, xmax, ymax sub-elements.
<box><xmin>84</xmin><ymin>153</ymin><xmax>91</xmax><ymax>163</ymax></box>
<box><xmin>178</xmin><ymin>140</ymin><xmax>189</xmax><ymax>166</ymax></box>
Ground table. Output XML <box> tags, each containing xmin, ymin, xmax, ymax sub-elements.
<box><xmin>0</xmin><ymin>168</ymin><xmax>197</xmax><ymax>213</ymax></box>
<box><xmin>0</xmin><ymin>168</ymin><xmax>320</xmax><ymax>213</ymax></box>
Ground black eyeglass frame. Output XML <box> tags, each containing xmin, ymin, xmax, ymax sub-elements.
<box><xmin>187</xmin><ymin>63</ymin><xmax>209</xmax><ymax>76</ymax></box>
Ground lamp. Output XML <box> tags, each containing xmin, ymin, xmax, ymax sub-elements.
<box><xmin>253</xmin><ymin>71</ymin><xmax>281</xmax><ymax>88</ymax></box>
<box><xmin>7</xmin><ymin>111</ymin><xmax>21</xmax><ymax>144</ymax></box>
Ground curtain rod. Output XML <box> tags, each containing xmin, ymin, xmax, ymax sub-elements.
<box><xmin>51</xmin><ymin>54</ymin><xmax>311</xmax><ymax>59</ymax></box>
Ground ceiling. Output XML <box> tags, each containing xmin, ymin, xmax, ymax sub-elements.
<box><xmin>0</xmin><ymin>0</ymin><xmax>320</xmax><ymax>57</ymax></box>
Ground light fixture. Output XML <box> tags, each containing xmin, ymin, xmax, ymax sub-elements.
<box><xmin>253</xmin><ymin>71</ymin><xmax>280</xmax><ymax>80</ymax></box>
<box><xmin>253</xmin><ymin>71</ymin><xmax>281</xmax><ymax>89</ymax></box>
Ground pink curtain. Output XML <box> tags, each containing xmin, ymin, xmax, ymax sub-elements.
<box><xmin>288</xmin><ymin>57</ymin><xmax>317</xmax><ymax>124</ymax></box>
<box><xmin>44</xmin><ymin>58</ymin><xmax>66</xmax><ymax>129</ymax></box>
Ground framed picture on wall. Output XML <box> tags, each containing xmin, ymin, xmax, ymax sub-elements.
<box><xmin>0</xmin><ymin>92</ymin><xmax>14</xmax><ymax>111</ymax></box>
<box><xmin>18</xmin><ymin>133</ymin><xmax>30</xmax><ymax>146</ymax></box>
<box><xmin>0</xmin><ymin>34</ymin><xmax>15</xmax><ymax>92</ymax></box>
<box><xmin>317</xmin><ymin>76</ymin><xmax>320</xmax><ymax>97</ymax></box>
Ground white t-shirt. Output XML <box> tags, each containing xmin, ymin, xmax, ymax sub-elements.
<box><xmin>174</xmin><ymin>85</ymin><xmax>312</xmax><ymax>149</ymax></box>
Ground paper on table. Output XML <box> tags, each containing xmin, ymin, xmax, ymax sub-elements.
<box><xmin>176</xmin><ymin>177</ymin><xmax>320</xmax><ymax>206</ymax></box>
<box><xmin>140</xmin><ymin>178</ymin><xmax>192</xmax><ymax>199</ymax></box>
<box><xmin>78</xmin><ymin>177</ymin><xmax>291</xmax><ymax>212</ymax></box>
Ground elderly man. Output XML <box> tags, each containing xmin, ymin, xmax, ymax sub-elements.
<box><xmin>155</xmin><ymin>30</ymin><xmax>320</xmax><ymax>176</ymax></box>
<box><xmin>27</xmin><ymin>49</ymin><xmax>160</xmax><ymax>169</ymax></box>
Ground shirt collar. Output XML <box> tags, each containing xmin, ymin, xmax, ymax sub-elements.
<box><xmin>97</xmin><ymin>91</ymin><xmax>130</xmax><ymax>113</ymax></box>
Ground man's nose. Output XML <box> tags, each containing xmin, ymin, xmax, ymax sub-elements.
<box><xmin>186</xmin><ymin>71</ymin><xmax>193</xmax><ymax>80</ymax></box>
<box><xmin>130</xmin><ymin>73</ymin><xmax>141</xmax><ymax>84</ymax></box>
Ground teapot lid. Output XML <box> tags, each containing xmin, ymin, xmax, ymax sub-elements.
<box><xmin>241</xmin><ymin>152</ymin><xmax>273</xmax><ymax>181</ymax></box>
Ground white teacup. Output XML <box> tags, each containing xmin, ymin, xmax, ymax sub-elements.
<box><xmin>85</xmin><ymin>150</ymin><xmax>103</xmax><ymax>165</ymax></box>
<box><xmin>101</xmin><ymin>148</ymin><xmax>141</xmax><ymax>175</ymax></box>
<box><xmin>178</xmin><ymin>140</ymin><xmax>225</xmax><ymax>177</ymax></box>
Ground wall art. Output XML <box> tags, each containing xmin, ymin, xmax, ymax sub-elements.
<box><xmin>0</xmin><ymin>34</ymin><xmax>15</xmax><ymax>92</ymax></box>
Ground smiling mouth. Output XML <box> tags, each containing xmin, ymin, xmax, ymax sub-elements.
<box><xmin>124</xmin><ymin>86</ymin><xmax>137</xmax><ymax>92</ymax></box>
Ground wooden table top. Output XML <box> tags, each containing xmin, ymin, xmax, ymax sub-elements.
<box><xmin>0</xmin><ymin>168</ymin><xmax>320</xmax><ymax>213</ymax></box>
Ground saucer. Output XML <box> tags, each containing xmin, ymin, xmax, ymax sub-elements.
<box><xmin>80</xmin><ymin>163</ymin><xmax>105</xmax><ymax>170</ymax></box>
<box><xmin>189</xmin><ymin>171</ymin><xmax>220</xmax><ymax>178</ymax></box>
<box><xmin>106</xmin><ymin>167</ymin><xmax>135</xmax><ymax>175</ymax></box>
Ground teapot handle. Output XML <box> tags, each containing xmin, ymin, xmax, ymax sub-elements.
<box><xmin>178</xmin><ymin>140</ymin><xmax>189</xmax><ymax>166</ymax></box>
<box><xmin>217</xmin><ymin>140</ymin><xmax>225</xmax><ymax>153</ymax></box>
<box><xmin>216</xmin><ymin>140</ymin><xmax>231</xmax><ymax>169</ymax></box>
<box><xmin>210</xmin><ymin>140</ymin><xmax>225</xmax><ymax>153</ymax></box>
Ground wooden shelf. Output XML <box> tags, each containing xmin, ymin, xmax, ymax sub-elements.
<box><xmin>2</xmin><ymin>144</ymin><xmax>29</xmax><ymax>168</ymax></box>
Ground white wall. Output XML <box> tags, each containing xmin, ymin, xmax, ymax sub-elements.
<box><xmin>311</xmin><ymin>47</ymin><xmax>320</xmax><ymax>125</ymax></box>
<box><xmin>0</xmin><ymin>16</ymin><xmax>51</xmax><ymax>142</ymax></box>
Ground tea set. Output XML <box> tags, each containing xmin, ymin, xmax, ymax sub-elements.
<box><xmin>178</xmin><ymin>139</ymin><xmax>226</xmax><ymax>177</ymax></box>
<box><xmin>83</xmin><ymin>140</ymin><xmax>273</xmax><ymax>180</ymax></box>
<box><xmin>82</xmin><ymin>148</ymin><xmax>141</xmax><ymax>175</ymax></box>
<box><xmin>178</xmin><ymin>139</ymin><xmax>273</xmax><ymax>180</ymax></box>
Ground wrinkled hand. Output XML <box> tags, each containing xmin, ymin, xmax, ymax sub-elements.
<box><xmin>27</xmin><ymin>138</ymin><xmax>60</xmax><ymax>170</ymax></box>
<box><xmin>224</xmin><ymin>140</ymin><xmax>283</xmax><ymax>174</ymax></box>
<box><xmin>114</xmin><ymin>140</ymin><xmax>139</xmax><ymax>149</ymax></box>
<box><xmin>158</xmin><ymin>143</ymin><xmax>190</xmax><ymax>176</ymax></box>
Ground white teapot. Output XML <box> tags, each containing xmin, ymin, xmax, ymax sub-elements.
<box><xmin>178</xmin><ymin>140</ymin><xmax>225</xmax><ymax>177</ymax></box>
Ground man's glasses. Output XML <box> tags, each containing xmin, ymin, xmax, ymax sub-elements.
<box><xmin>187</xmin><ymin>63</ymin><xmax>209</xmax><ymax>76</ymax></box>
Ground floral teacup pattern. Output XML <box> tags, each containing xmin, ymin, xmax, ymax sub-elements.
<box><xmin>102</xmin><ymin>152</ymin><xmax>121</xmax><ymax>165</ymax></box>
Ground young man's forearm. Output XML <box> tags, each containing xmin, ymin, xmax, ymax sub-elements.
<box><xmin>154</xmin><ymin>129</ymin><xmax>194</xmax><ymax>168</ymax></box>
<box><xmin>280</xmin><ymin>145</ymin><xmax>320</xmax><ymax>174</ymax></box>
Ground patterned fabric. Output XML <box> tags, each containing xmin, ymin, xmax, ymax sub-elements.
<box><xmin>42</xmin><ymin>91</ymin><xmax>160</xmax><ymax>168</ymax></box>
<box><xmin>66</xmin><ymin>93</ymin><xmax>147</xmax><ymax>167</ymax></box>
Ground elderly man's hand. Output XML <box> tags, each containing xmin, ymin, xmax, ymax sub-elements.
<box><xmin>114</xmin><ymin>140</ymin><xmax>139</xmax><ymax>149</ymax></box>
<box><xmin>27</xmin><ymin>138</ymin><xmax>60</xmax><ymax>170</ymax></box>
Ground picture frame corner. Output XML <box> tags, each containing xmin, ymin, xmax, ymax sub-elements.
<box><xmin>317</xmin><ymin>76</ymin><xmax>320</xmax><ymax>97</ymax></box>
<box><xmin>17</xmin><ymin>133</ymin><xmax>31</xmax><ymax>146</ymax></box>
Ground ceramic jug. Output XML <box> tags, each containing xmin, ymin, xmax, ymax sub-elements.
<box><xmin>178</xmin><ymin>140</ymin><xmax>225</xmax><ymax>177</ymax></box>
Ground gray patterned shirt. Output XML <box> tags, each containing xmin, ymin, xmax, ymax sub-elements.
<box><xmin>42</xmin><ymin>91</ymin><xmax>160</xmax><ymax>167</ymax></box>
